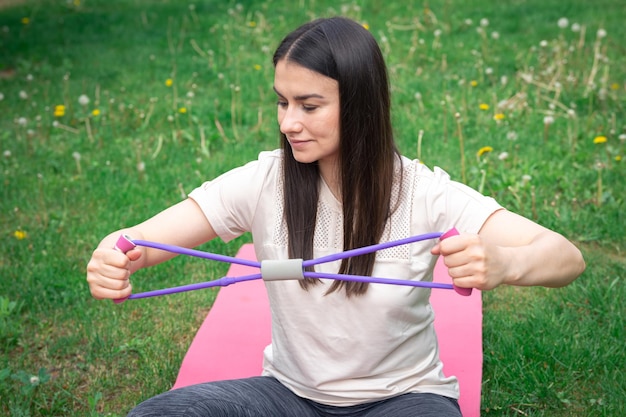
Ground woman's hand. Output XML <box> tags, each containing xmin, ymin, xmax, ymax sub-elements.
<box><xmin>431</xmin><ymin>233</ymin><xmax>509</xmax><ymax>291</ymax></box>
<box><xmin>86</xmin><ymin>240</ymin><xmax>143</xmax><ymax>300</ymax></box>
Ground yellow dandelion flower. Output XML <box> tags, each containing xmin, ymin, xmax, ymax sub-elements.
<box><xmin>477</xmin><ymin>146</ymin><xmax>493</xmax><ymax>157</ymax></box>
<box><xmin>362</xmin><ymin>23</ymin><xmax>370</xmax><ymax>30</ymax></box>
<box><xmin>253</xmin><ymin>64</ymin><xmax>262</xmax><ymax>71</ymax></box>
<box><xmin>479</xmin><ymin>103</ymin><xmax>490</xmax><ymax>111</ymax></box>
<box><xmin>610</xmin><ymin>83</ymin><xmax>621</xmax><ymax>91</ymax></box>
<box><xmin>616</xmin><ymin>155</ymin><xmax>622</xmax><ymax>162</ymax></box>
<box><xmin>21</xmin><ymin>17</ymin><xmax>30</xmax><ymax>25</ymax></box>
<box><xmin>92</xmin><ymin>109</ymin><xmax>100</xmax><ymax>116</ymax></box>
<box><xmin>179</xmin><ymin>107</ymin><xmax>187</xmax><ymax>114</ymax></box>
<box><xmin>13</xmin><ymin>230</ymin><xmax>27</xmax><ymax>240</ymax></box>
<box><xmin>165</xmin><ymin>78</ymin><xmax>173</xmax><ymax>87</ymax></box>
<box><xmin>54</xmin><ymin>105</ymin><xmax>65</xmax><ymax>117</ymax></box>
<box><xmin>493</xmin><ymin>113</ymin><xmax>505</xmax><ymax>121</ymax></box>
<box><xmin>470</xmin><ymin>80</ymin><xmax>478</xmax><ymax>87</ymax></box>
<box><xmin>593</xmin><ymin>135</ymin><xmax>607</xmax><ymax>144</ymax></box>
<box><xmin>247</xmin><ymin>21</ymin><xmax>257</xmax><ymax>28</ymax></box>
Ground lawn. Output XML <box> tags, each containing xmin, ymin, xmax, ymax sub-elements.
<box><xmin>1</xmin><ymin>0</ymin><xmax>624</xmax><ymax>415</ymax></box>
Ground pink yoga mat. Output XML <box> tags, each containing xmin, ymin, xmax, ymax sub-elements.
<box><xmin>172</xmin><ymin>244</ymin><xmax>482</xmax><ymax>416</ymax></box>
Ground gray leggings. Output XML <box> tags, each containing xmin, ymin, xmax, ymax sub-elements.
<box><xmin>127</xmin><ymin>376</ymin><xmax>462</xmax><ymax>417</ymax></box>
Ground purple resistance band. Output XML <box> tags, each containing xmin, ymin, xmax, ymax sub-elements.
<box><xmin>113</xmin><ymin>228</ymin><xmax>471</xmax><ymax>301</ymax></box>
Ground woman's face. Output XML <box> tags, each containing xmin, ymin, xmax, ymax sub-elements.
<box><xmin>274</xmin><ymin>60</ymin><xmax>340</xmax><ymax>174</ymax></box>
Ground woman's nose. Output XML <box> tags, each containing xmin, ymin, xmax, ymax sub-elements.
<box><xmin>279</xmin><ymin>108</ymin><xmax>303</xmax><ymax>134</ymax></box>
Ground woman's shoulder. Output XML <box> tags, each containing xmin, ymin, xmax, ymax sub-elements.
<box><xmin>397</xmin><ymin>155</ymin><xmax>447</xmax><ymax>182</ymax></box>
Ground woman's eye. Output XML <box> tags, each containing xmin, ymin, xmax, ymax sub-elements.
<box><xmin>302</xmin><ymin>105</ymin><xmax>317</xmax><ymax>112</ymax></box>
<box><xmin>276</xmin><ymin>100</ymin><xmax>288</xmax><ymax>108</ymax></box>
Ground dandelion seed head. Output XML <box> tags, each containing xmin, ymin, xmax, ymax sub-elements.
<box><xmin>464</xmin><ymin>19</ymin><xmax>473</xmax><ymax>25</ymax></box>
<box><xmin>597</xmin><ymin>28</ymin><xmax>607</xmax><ymax>38</ymax></box>
<box><xmin>414</xmin><ymin>92</ymin><xmax>422</xmax><ymax>100</ymax></box>
<box><xmin>3</xmin><ymin>150</ymin><xmax>11</xmax><ymax>158</ymax></box>
<box><xmin>78</xmin><ymin>94</ymin><xmax>90</xmax><ymax>106</ymax></box>
<box><xmin>557</xmin><ymin>17</ymin><xmax>569</xmax><ymax>29</ymax></box>
<box><xmin>0</xmin><ymin>92</ymin><xmax>4</xmax><ymax>101</ymax></box>
<box><xmin>507</xmin><ymin>131</ymin><xmax>518</xmax><ymax>141</ymax></box>
<box><xmin>480</xmin><ymin>18</ymin><xmax>489</xmax><ymax>27</ymax></box>
<box><xmin>543</xmin><ymin>115</ymin><xmax>555</xmax><ymax>125</ymax></box>
<box><xmin>521</xmin><ymin>174</ymin><xmax>532</xmax><ymax>184</ymax></box>
<box><xmin>167</xmin><ymin>115</ymin><xmax>174</xmax><ymax>122</ymax></box>
<box><xmin>19</xmin><ymin>90</ymin><xmax>28</xmax><ymax>99</ymax></box>
<box><xmin>52</xmin><ymin>121</ymin><xmax>60</xmax><ymax>127</ymax></box>
<box><xmin>434</xmin><ymin>29</ymin><xmax>442</xmax><ymax>37</ymax></box>
<box><xmin>567</xmin><ymin>109</ymin><xmax>576</xmax><ymax>118</ymax></box>
<box><xmin>571</xmin><ymin>23</ymin><xmax>581</xmax><ymax>32</ymax></box>
<box><xmin>72</xmin><ymin>151</ymin><xmax>81</xmax><ymax>161</ymax></box>
<box><xmin>17</xmin><ymin>117</ymin><xmax>27</xmax><ymax>126</ymax></box>
<box><xmin>491</xmin><ymin>31</ymin><xmax>500</xmax><ymax>40</ymax></box>
<box><xmin>500</xmin><ymin>75</ymin><xmax>508</xmax><ymax>85</ymax></box>
<box><xmin>539</xmin><ymin>40</ymin><xmax>548</xmax><ymax>47</ymax></box>
<box><xmin>485</xmin><ymin>67</ymin><xmax>493</xmax><ymax>75</ymax></box>
<box><xmin>619</xmin><ymin>133</ymin><xmax>626</xmax><ymax>142</ymax></box>
<box><xmin>137</xmin><ymin>161</ymin><xmax>146</xmax><ymax>172</ymax></box>
<box><xmin>26</xmin><ymin>73</ymin><xmax>34</xmax><ymax>81</ymax></box>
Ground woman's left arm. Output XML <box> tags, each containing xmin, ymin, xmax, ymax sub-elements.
<box><xmin>431</xmin><ymin>209</ymin><xmax>586</xmax><ymax>290</ymax></box>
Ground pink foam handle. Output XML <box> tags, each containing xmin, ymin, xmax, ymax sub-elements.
<box><xmin>440</xmin><ymin>228</ymin><xmax>472</xmax><ymax>296</ymax></box>
<box><xmin>112</xmin><ymin>234</ymin><xmax>136</xmax><ymax>304</ymax></box>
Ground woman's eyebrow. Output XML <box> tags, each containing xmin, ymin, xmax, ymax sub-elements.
<box><xmin>273</xmin><ymin>86</ymin><xmax>325</xmax><ymax>101</ymax></box>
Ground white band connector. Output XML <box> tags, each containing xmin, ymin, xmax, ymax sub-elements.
<box><xmin>261</xmin><ymin>259</ymin><xmax>305</xmax><ymax>281</ymax></box>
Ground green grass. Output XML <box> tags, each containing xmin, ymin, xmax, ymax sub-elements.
<box><xmin>0</xmin><ymin>0</ymin><xmax>624</xmax><ymax>415</ymax></box>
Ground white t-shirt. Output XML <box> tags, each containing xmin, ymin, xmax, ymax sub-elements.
<box><xmin>189</xmin><ymin>149</ymin><xmax>501</xmax><ymax>406</ymax></box>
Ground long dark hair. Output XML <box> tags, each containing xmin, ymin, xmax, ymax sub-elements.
<box><xmin>273</xmin><ymin>17</ymin><xmax>400</xmax><ymax>296</ymax></box>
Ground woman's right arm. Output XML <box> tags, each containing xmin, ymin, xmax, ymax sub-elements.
<box><xmin>86</xmin><ymin>198</ymin><xmax>217</xmax><ymax>300</ymax></box>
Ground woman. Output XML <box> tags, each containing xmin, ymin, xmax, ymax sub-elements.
<box><xmin>87</xmin><ymin>17</ymin><xmax>585</xmax><ymax>417</ymax></box>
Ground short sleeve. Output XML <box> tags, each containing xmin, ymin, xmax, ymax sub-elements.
<box><xmin>414</xmin><ymin>164</ymin><xmax>502</xmax><ymax>235</ymax></box>
<box><xmin>188</xmin><ymin>150</ymin><xmax>282</xmax><ymax>242</ymax></box>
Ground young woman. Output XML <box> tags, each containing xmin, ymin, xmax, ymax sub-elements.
<box><xmin>87</xmin><ymin>17</ymin><xmax>585</xmax><ymax>417</ymax></box>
